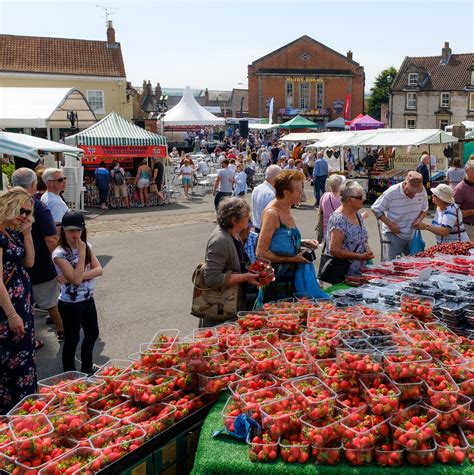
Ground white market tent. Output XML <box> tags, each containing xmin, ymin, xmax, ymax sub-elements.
<box><xmin>0</xmin><ymin>131</ymin><xmax>84</xmax><ymax>162</ymax></box>
<box><xmin>307</xmin><ymin>129</ymin><xmax>458</xmax><ymax>149</ymax></box>
<box><xmin>163</xmin><ymin>86</ymin><xmax>225</xmax><ymax>127</ymax></box>
<box><xmin>445</xmin><ymin>121</ymin><xmax>474</xmax><ymax>133</ymax></box>
<box><xmin>0</xmin><ymin>88</ymin><xmax>97</xmax><ymax>135</ymax></box>
<box><xmin>281</xmin><ymin>132</ymin><xmax>328</xmax><ymax>142</ymax></box>
<box><xmin>248</xmin><ymin>123</ymin><xmax>279</xmax><ymax>131</ymax></box>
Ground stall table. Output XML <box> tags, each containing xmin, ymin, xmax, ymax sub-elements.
<box><xmin>191</xmin><ymin>394</ymin><xmax>471</xmax><ymax>475</ymax></box>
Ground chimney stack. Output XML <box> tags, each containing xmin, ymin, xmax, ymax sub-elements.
<box><xmin>441</xmin><ymin>41</ymin><xmax>452</xmax><ymax>64</ymax></box>
<box><xmin>347</xmin><ymin>50</ymin><xmax>353</xmax><ymax>61</ymax></box>
<box><xmin>107</xmin><ymin>20</ymin><xmax>116</xmax><ymax>43</ymax></box>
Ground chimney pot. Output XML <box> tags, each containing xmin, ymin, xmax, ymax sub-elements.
<box><xmin>347</xmin><ymin>50</ymin><xmax>353</xmax><ymax>61</ymax></box>
<box><xmin>444</xmin><ymin>41</ymin><xmax>449</xmax><ymax>48</ymax></box>
<box><xmin>107</xmin><ymin>20</ymin><xmax>116</xmax><ymax>43</ymax></box>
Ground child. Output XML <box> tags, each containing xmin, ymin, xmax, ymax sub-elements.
<box><xmin>52</xmin><ymin>211</ymin><xmax>103</xmax><ymax>375</ymax></box>
<box><xmin>179</xmin><ymin>159</ymin><xmax>193</xmax><ymax>197</ymax></box>
<box><xmin>234</xmin><ymin>164</ymin><xmax>248</xmax><ymax>196</ymax></box>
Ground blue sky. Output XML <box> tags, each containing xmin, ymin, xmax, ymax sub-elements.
<box><xmin>1</xmin><ymin>0</ymin><xmax>473</xmax><ymax>92</ymax></box>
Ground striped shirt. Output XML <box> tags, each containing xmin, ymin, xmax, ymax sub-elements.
<box><xmin>371</xmin><ymin>183</ymin><xmax>428</xmax><ymax>241</ymax></box>
<box><xmin>432</xmin><ymin>204</ymin><xmax>469</xmax><ymax>243</ymax></box>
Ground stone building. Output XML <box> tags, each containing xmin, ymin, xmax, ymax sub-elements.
<box><xmin>390</xmin><ymin>42</ymin><xmax>474</xmax><ymax>129</ymax></box>
<box><xmin>248</xmin><ymin>35</ymin><xmax>365</xmax><ymax>126</ymax></box>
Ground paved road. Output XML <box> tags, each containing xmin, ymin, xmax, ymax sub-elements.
<box><xmin>35</xmin><ymin>184</ymin><xmax>436</xmax><ymax>380</ymax></box>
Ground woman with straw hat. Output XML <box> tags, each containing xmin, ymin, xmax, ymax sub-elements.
<box><xmin>417</xmin><ymin>184</ymin><xmax>469</xmax><ymax>243</ymax></box>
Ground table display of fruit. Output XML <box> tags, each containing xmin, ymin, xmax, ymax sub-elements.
<box><xmin>1</xmin><ymin>269</ymin><xmax>474</xmax><ymax>473</ymax></box>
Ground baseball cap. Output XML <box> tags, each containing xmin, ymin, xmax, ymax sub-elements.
<box><xmin>405</xmin><ymin>171</ymin><xmax>423</xmax><ymax>193</ymax></box>
<box><xmin>62</xmin><ymin>211</ymin><xmax>85</xmax><ymax>231</ymax></box>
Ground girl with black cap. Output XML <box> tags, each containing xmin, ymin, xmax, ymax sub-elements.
<box><xmin>52</xmin><ymin>211</ymin><xmax>103</xmax><ymax>375</ymax></box>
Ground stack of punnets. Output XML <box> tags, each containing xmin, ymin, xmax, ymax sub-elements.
<box><xmin>1</xmin><ymin>262</ymin><xmax>473</xmax><ymax>473</ymax></box>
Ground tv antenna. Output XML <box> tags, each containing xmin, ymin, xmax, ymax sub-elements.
<box><xmin>96</xmin><ymin>5</ymin><xmax>118</xmax><ymax>25</ymax></box>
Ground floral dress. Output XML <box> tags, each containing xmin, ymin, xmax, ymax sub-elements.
<box><xmin>327</xmin><ymin>211</ymin><xmax>368</xmax><ymax>276</ymax></box>
<box><xmin>0</xmin><ymin>231</ymin><xmax>36</xmax><ymax>414</ymax></box>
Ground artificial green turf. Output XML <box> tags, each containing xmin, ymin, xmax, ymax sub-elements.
<box><xmin>190</xmin><ymin>393</ymin><xmax>472</xmax><ymax>475</ymax></box>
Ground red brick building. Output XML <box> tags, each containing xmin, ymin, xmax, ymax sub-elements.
<box><xmin>248</xmin><ymin>35</ymin><xmax>365</xmax><ymax>126</ymax></box>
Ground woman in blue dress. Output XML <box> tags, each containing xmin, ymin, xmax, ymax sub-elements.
<box><xmin>256</xmin><ymin>170</ymin><xmax>319</xmax><ymax>302</ymax></box>
<box><xmin>0</xmin><ymin>187</ymin><xmax>36</xmax><ymax>413</ymax></box>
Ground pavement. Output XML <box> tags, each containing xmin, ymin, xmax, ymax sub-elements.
<box><xmin>34</xmin><ymin>182</ymin><xmax>437</xmax><ymax>380</ymax></box>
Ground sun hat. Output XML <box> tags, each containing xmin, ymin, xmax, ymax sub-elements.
<box><xmin>405</xmin><ymin>171</ymin><xmax>424</xmax><ymax>193</ymax></box>
<box><xmin>431</xmin><ymin>183</ymin><xmax>454</xmax><ymax>204</ymax></box>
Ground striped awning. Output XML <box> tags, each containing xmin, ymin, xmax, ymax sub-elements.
<box><xmin>65</xmin><ymin>112</ymin><xmax>166</xmax><ymax>147</ymax></box>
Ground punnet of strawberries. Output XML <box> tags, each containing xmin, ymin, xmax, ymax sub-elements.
<box><xmin>2</xmin><ymin>269</ymin><xmax>474</xmax><ymax>472</ymax></box>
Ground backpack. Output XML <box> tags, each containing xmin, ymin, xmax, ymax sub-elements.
<box><xmin>113</xmin><ymin>168</ymin><xmax>124</xmax><ymax>186</ymax></box>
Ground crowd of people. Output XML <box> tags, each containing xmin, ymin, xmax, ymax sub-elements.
<box><xmin>1</xmin><ymin>133</ymin><xmax>473</xmax><ymax>412</ymax></box>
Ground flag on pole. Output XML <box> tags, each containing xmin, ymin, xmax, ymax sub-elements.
<box><xmin>344</xmin><ymin>93</ymin><xmax>352</xmax><ymax>120</ymax></box>
<box><xmin>268</xmin><ymin>98</ymin><xmax>274</xmax><ymax>125</ymax></box>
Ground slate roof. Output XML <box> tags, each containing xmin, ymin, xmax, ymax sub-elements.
<box><xmin>391</xmin><ymin>53</ymin><xmax>474</xmax><ymax>91</ymax></box>
<box><xmin>0</xmin><ymin>34</ymin><xmax>126</xmax><ymax>77</ymax></box>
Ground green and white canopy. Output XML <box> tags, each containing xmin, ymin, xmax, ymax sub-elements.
<box><xmin>0</xmin><ymin>131</ymin><xmax>83</xmax><ymax>162</ymax></box>
<box><xmin>65</xmin><ymin>112</ymin><xmax>166</xmax><ymax>147</ymax></box>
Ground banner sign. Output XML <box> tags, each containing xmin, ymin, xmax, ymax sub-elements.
<box><xmin>278</xmin><ymin>108</ymin><xmax>329</xmax><ymax>117</ymax></box>
<box><xmin>79</xmin><ymin>145</ymin><xmax>167</xmax><ymax>158</ymax></box>
<box><xmin>393</xmin><ymin>144</ymin><xmax>447</xmax><ymax>172</ymax></box>
<box><xmin>286</xmin><ymin>77</ymin><xmax>324</xmax><ymax>83</ymax></box>
<box><xmin>344</xmin><ymin>93</ymin><xmax>352</xmax><ymax>119</ymax></box>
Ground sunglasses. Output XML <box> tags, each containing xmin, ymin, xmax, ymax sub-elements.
<box><xmin>19</xmin><ymin>208</ymin><xmax>32</xmax><ymax>216</ymax></box>
<box><xmin>51</xmin><ymin>177</ymin><xmax>67</xmax><ymax>183</ymax></box>
<box><xmin>350</xmin><ymin>196</ymin><xmax>364</xmax><ymax>201</ymax></box>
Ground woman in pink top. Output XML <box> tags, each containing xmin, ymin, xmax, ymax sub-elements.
<box><xmin>319</xmin><ymin>174</ymin><xmax>345</xmax><ymax>240</ymax></box>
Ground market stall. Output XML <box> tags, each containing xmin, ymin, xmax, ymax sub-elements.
<box><xmin>65</xmin><ymin>112</ymin><xmax>168</xmax><ymax>208</ymax></box>
<box><xmin>1</xmin><ymin>248</ymin><xmax>473</xmax><ymax>475</ymax></box>
<box><xmin>279</xmin><ymin>115</ymin><xmax>320</xmax><ymax>130</ymax></box>
<box><xmin>0</xmin><ymin>131</ymin><xmax>85</xmax><ymax>209</ymax></box>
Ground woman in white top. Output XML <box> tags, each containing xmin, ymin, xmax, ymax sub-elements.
<box><xmin>233</xmin><ymin>164</ymin><xmax>247</xmax><ymax>196</ymax></box>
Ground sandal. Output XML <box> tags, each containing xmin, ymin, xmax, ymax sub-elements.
<box><xmin>56</xmin><ymin>331</ymin><xmax>65</xmax><ymax>342</ymax></box>
<box><xmin>35</xmin><ymin>339</ymin><xmax>44</xmax><ymax>350</ymax></box>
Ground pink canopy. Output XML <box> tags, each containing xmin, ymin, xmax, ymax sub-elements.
<box><xmin>349</xmin><ymin>114</ymin><xmax>385</xmax><ymax>130</ymax></box>
<box><xmin>345</xmin><ymin>113</ymin><xmax>364</xmax><ymax>126</ymax></box>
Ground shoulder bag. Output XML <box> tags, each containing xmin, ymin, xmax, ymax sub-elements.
<box><xmin>318</xmin><ymin>213</ymin><xmax>363</xmax><ymax>284</ymax></box>
<box><xmin>191</xmin><ymin>263</ymin><xmax>240</xmax><ymax>321</ymax></box>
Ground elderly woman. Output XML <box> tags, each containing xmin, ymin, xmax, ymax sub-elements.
<box><xmin>202</xmin><ymin>198</ymin><xmax>260</xmax><ymax>326</ymax></box>
<box><xmin>0</xmin><ymin>187</ymin><xmax>36</xmax><ymax>413</ymax></box>
<box><xmin>327</xmin><ymin>180</ymin><xmax>374</xmax><ymax>277</ymax></box>
<box><xmin>417</xmin><ymin>183</ymin><xmax>469</xmax><ymax>243</ymax></box>
<box><xmin>256</xmin><ymin>170</ymin><xmax>319</xmax><ymax>302</ymax></box>
<box><xmin>318</xmin><ymin>174</ymin><xmax>345</xmax><ymax>242</ymax></box>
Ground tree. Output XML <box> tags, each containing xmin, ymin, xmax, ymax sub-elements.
<box><xmin>367</xmin><ymin>66</ymin><xmax>398</xmax><ymax>120</ymax></box>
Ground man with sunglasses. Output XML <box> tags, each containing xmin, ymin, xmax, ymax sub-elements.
<box><xmin>41</xmin><ymin>168</ymin><xmax>70</xmax><ymax>231</ymax></box>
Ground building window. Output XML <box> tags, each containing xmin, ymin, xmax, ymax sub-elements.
<box><xmin>470</xmin><ymin>92</ymin><xmax>474</xmax><ymax>110</ymax></box>
<box><xmin>439</xmin><ymin>119</ymin><xmax>449</xmax><ymax>130</ymax></box>
<box><xmin>406</xmin><ymin>118</ymin><xmax>416</xmax><ymax>129</ymax></box>
<box><xmin>86</xmin><ymin>90</ymin><xmax>105</xmax><ymax>114</ymax></box>
<box><xmin>471</xmin><ymin>70</ymin><xmax>474</xmax><ymax>85</ymax></box>
<box><xmin>440</xmin><ymin>92</ymin><xmax>450</xmax><ymax>108</ymax></box>
<box><xmin>406</xmin><ymin>93</ymin><xmax>417</xmax><ymax>110</ymax></box>
<box><xmin>286</xmin><ymin>82</ymin><xmax>293</xmax><ymax>108</ymax></box>
<box><xmin>300</xmin><ymin>82</ymin><xmax>310</xmax><ymax>109</ymax></box>
<box><xmin>408</xmin><ymin>73</ymin><xmax>418</xmax><ymax>86</ymax></box>
<box><xmin>316</xmin><ymin>82</ymin><xmax>324</xmax><ymax>109</ymax></box>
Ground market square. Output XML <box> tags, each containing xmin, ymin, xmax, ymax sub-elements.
<box><xmin>1</xmin><ymin>1</ymin><xmax>474</xmax><ymax>473</ymax></box>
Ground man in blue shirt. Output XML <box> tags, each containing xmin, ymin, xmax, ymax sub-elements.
<box><xmin>94</xmin><ymin>161</ymin><xmax>110</xmax><ymax>209</ymax></box>
<box><xmin>313</xmin><ymin>151</ymin><xmax>329</xmax><ymax>207</ymax></box>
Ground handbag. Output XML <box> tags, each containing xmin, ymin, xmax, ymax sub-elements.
<box><xmin>191</xmin><ymin>263</ymin><xmax>241</xmax><ymax>321</ymax></box>
<box><xmin>269</xmin><ymin>227</ymin><xmax>298</xmax><ymax>257</ymax></box>
<box><xmin>149</xmin><ymin>183</ymin><xmax>158</xmax><ymax>193</ymax></box>
<box><xmin>318</xmin><ymin>240</ymin><xmax>362</xmax><ymax>285</ymax></box>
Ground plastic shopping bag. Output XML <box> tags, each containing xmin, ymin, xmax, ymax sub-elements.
<box><xmin>408</xmin><ymin>230</ymin><xmax>425</xmax><ymax>255</ymax></box>
<box><xmin>295</xmin><ymin>263</ymin><xmax>329</xmax><ymax>300</ymax></box>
